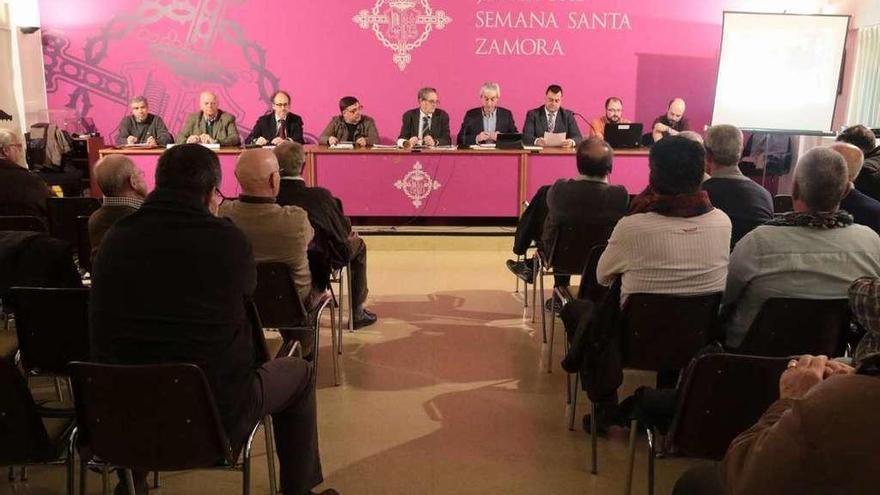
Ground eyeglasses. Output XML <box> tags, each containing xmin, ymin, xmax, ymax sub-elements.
<box><xmin>423</xmin><ymin>99</ymin><xmax>439</xmax><ymax>105</ymax></box>
<box><xmin>344</xmin><ymin>105</ymin><xmax>363</xmax><ymax>114</ymax></box>
<box><xmin>273</xmin><ymin>102</ymin><xmax>290</xmax><ymax>108</ymax></box>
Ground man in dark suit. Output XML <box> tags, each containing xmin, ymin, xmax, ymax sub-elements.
<box><xmin>456</xmin><ymin>82</ymin><xmax>518</xmax><ymax>146</ymax></box>
<box><xmin>0</xmin><ymin>129</ymin><xmax>52</xmax><ymax>219</ymax></box>
<box><xmin>88</xmin><ymin>154</ymin><xmax>148</xmax><ymax>266</ymax></box>
<box><xmin>522</xmin><ymin>84</ymin><xmax>582</xmax><ymax>148</ymax></box>
<box><xmin>246</xmin><ymin>90</ymin><xmax>305</xmax><ymax>145</ymax></box>
<box><xmin>833</xmin><ymin>142</ymin><xmax>880</xmax><ymax>234</ymax></box>
<box><xmin>397</xmin><ymin>87</ymin><xmax>451</xmax><ymax>147</ymax></box>
<box><xmin>90</xmin><ymin>144</ymin><xmax>335</xmax><ymax>495</ymax></box>
<box><xmin>274</xmin><ymin>142</ymin><xmax>376</xmax><ymax>329</ymax></box>
<box><xmin>838</xmin><ymin>125</ymin><xmax>880</xmax><ymax>202</ymax></box>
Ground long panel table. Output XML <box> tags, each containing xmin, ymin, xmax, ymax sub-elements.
<box><xmin>97</xmin><ymin>146</ymin><xmax>649</xmax><ymax>217</ymax></box>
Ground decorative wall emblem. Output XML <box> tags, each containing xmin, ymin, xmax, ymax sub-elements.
<box><xmin>394</xmin><ymin>161</ymin><xmax>441</xmax><ymax>208</ymax></box>
<box><xmin>352</xmin><ymin>0</ymin><xmax>452</xmax><ymax>71</ymax></box>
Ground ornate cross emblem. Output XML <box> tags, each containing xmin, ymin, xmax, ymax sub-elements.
<box><xmin>352</xmin><ymin>0</ymin><xmax>452</xmax><ymax>71</ymax></box>
<box><xmin>394</xmin><ymin>162</ymin><xmax>441</xmax><ymax>208</ymax></box>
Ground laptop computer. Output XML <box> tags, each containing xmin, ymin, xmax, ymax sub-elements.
<box><xmin>496</xmin><ymin>132</ymin><xmax>523</xmax><ymax>150</ymax></box>
<box><xmin>604</xmin><ymin>123</ymin><xmax>643</xmax><ymax>148</ymax></box>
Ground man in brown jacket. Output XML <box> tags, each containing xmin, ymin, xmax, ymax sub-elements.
<box><xmin>88</xmin><ymin>154</ymin><xmax>148</xmax><ymax>265</ymax></box>
<box><xmin>176</xmin><ymin>91</ymin><xmax>241</xmax><ymax>146</ymax></box>
<box><xmin>219</xmin><ymin>148</ymin><xmax>316</xmax><ymax>305</ymax></box>
<box><xmin>674</xmin><ymin>354</ymin><xmax>880</xmax><ymax>495</ymax></box>
<box><xmin>318</xmin><ymin>96</ymin><xmax>380</xmax><ymax>147</ymax></box>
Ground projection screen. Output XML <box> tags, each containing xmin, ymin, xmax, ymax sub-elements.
<box><xmin>711</xmin><ymin>12</ymin><xmax>850</xmax><ymax>135</ymax></box>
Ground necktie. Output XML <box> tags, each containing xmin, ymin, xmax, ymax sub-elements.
<box><xmin>205</xmin><ymin>119</ymin><xmax>214</xmax><ymax>136</ymax></box>
<box><xmin>277</xmin><ymin>119</ymin><xmax>286</xmax><ymax>140</ymax></box>
<box><xmin>420</xmin><ymin>115</ymin><xmax>430</xmax><ymax>139</ymax></box>
<box><xmin>547</xmin><ymin>112</ymin><xmax>556</xmax><ymax>132</ymax></box>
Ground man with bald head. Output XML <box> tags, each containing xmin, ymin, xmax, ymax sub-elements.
<box><xmin>833</xmin><ymin>142</ymin><xmax>880</xmax><ymax>234</ymax></box>
<box><xmin>722</xmin><ymin>147</ymin><xmax>880</xmax><ymax>348</ymax></box>
<box><xmin>651</xmin><ymin>97</ymin><xmax>689</xmax><ymax>143</ymax></box>
<box><xmin>0</xmin><ymin>128</ymin><xmax>51</xmax><ymax>218</ymax></box>
<box><xmin>88</xmin><ymin>154</ymin><xmax>148</xmax><ymax>264</ymax></box>
<box><xmin>176</xmin><ymin>91</ymin><xmax>241</xmax><ymax>146</ymax></box>
<box><xmin>219</xmin><ymin>148</ymin><xmax>316</xmax><ymax>304</ymax></box>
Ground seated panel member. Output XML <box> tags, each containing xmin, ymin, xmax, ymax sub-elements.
<box><xmin>176</xmin><ymin>91</ymin><xmax>241</xmax><ymax>146</ymax></box>
<box><xmin>588</xmin><ymin>97</ymin><xmax>631</xmax><ymax>140</ymax></box>
<box><xmin>115</xmin><ymin>96</ymin><xmax>173</xmax><ymax>146</ymax></box>
<box><xmin>318</xmin><ymin>97</ymin><xmax>379</xmax><ymax>147</ymax></box>
<box><xmin>522</xmin><ymin>84</ymin><xmax>582</xmax><ymax>148</ymax></box>
<box><xmin>456</xmin><ymin>82</ymin><xmax>518</xmax><ymax>146</ymax></box>
<box><xmin>651</xmin><ymin>97</ymin><xmax>689</xmax><ymax>143</ymax></box>
<box><xmin>397</xmin><ymin>87</ymin><xmax>451</xmax><ymax>148</ymax></box>
<box><xmin>246</xmin><ymin>90</ymin><xmax>304</xmax><ymax>146</ymax></box>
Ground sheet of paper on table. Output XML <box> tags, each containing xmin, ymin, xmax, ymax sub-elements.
<box><xmin>542</xmin><ymin>132</ymin><xmax>567</xmax><ymax>147</ymax></box>
<box><xmin>330</xmin><ymin>143</ymin><xmax>355</xmax><ymax>150</ymax></box>
<box><xmin>469</xmin><ymin>144</ymin><xmax>497</xmax><ymax>150</ymax></box>
<box><xmin>371</xmin><ymin>144</ymin><xmax>399</xmax><ymax>149</ymax></box>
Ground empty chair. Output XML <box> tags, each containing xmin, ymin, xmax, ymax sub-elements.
<box><xmin>253</xmin><ymin>262</ymin><xmax>338</xmax><ymax>385</ymax></box>
<box><xmin>46</xmin><ymin>197</ymin><xmax>100</xmax><ymax>248</ymax></box>
<box><xmin>0</xmin><ymin>215</ymin><xmax>46</xmax><ymax>233</ymax></box>
<box><xmin>773</xmin><ymin>194</ymin><xmax>793</xmax><ymax>214</ymax></box>
<box><xmin>0</xmin><ymin>358</ymin><xmax>76</xmax><ymax>494</ymax></box>
<box><xmin>736</xmin><ymin>297</ymin><xmax>851</xmax><ymax>357</ymax></box>
<box><xmin>622</xmin><ymin>353</ymin><xmax>788</xmax><ymax>495</ymax></box>
<box><xmin>69</xmin><ymin>362</ymin><xmax>276</xmax><ymax>495</ymax></box>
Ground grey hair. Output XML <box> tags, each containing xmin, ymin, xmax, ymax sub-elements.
<box><xmin>678</xmin><ymin>130</ymin><xmax>704</xmax><ymax>145</ymax></box>
<box><xmin>129</xmin><ymin>95</ymin><xmax>148</xmax><ymax>106</ymax></box>
<box><xmin>704</xmin><ymin>124</ymin><xmax>743</xmax><ymax>167</ymax></box>
<box><xmin>794</xmin><ymin>147</ymin><xmax>849</xmax><ymax>212</ymax></box>
<box><xmin>480</xmin><ymin>82</ymin><xmax>500</xmax><ymax>97</ymax></box>
<box><xmin>417</xmin><ymin>87</ymin><xmax>438</xmax><ymax>101</ymax></box>
<box><xmin>0</xmin><ymin>128</ymin><xmax>20</xmax><ymax>148</ymax></box>
<box><xmin>274</xmin><ymin>141</ymin><xmax>305</xmax><ymax>177</ymax></box>
<box><xmin>95</xmin><ymin>154</ymin><xmax>138</xmax><ymax>197</ymax></box>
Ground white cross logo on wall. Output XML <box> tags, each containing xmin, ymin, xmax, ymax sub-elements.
<box><xmin>352</xmin><ymin>0</ymin><xmax>452</xmax><ymax>71</ymax></box>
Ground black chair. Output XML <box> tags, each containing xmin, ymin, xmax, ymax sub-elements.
<box><xmin>773</xmin><ymin>194</ymin><xmax>793</xmax><ymax>214</ymax></box>
<box><xmin>622</xmin><ymin>353</ymin><xmax>788</xmax><ymax>495</ymax></box>
<box><xmin>75</xmin><ymin>215</ymin><xmax>92</xmax><ymax>274</ymax></box>
<box><xmin>69</xmin><ymin>362</ymin><xmax>276</xmax><ymax>495</ymax></box>
<box><xmin>588</xmin><ymin>292</ymin><xmax>723</xmax><ymax>475</ymax></box>
<box><xmin>737</xmin><ymin>298</ymin><xmax>850</xmax><ymax>358</ymax></box>
<box><xmin>0</xmin><ymin>215</ymin><xmax>47</xmax><ymax>233</ymax></box>
<box><xmin>0</xmin><ymin>359</ymin><xmax>76</xmax><ymax>494</ymax></box>
<box><xmin>46</xmin><ymin>197</ymin><xmax>100</xmax><ymax>249</ymax></box>
<box><xmin>536</xmin><ymin>222</ymin><xmax>617</xmax><ymax>372</ymax></box>
<box><xmin>254</xmin><ymin>262</ymin><xmax>338</xmax><ymax>385</ymax></box>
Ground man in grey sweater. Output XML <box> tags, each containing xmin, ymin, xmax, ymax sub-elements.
<box><xmin>114</xmin><ymin>96</ymin><xmax>173</xmax><ymax>146</ymax></box>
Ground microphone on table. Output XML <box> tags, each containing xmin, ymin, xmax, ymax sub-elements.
<box><xmin>573</xmin><ymin>112</ymin><xmax>598</xmax><ymax>136</ymax></box>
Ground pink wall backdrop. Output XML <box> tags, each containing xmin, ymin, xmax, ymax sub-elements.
<box><xmin>40</xmin><ymin>0</ymin><xmax>755</xmax><ymax>146</ymax></box>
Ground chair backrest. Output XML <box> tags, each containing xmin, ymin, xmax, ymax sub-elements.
<box><xmin>738</xmin><ymin>298</ymin><xmax>850</xmax><ymax>357</ymax></box>
<box><xmin>69</xmin><ymin>362</ymin><xmax>234</xmax><ymax>471</ymax></box>
<box><xmin>668</xmin><ymin>353</ymin><xmax>788</xmax><ymax>460</ymax></box>
<box><xmin>75</xmin><ymin>215</ymin><xmax>92</xmax><ymax>272</ymax></box>
<box><xmin>7</xmin><ymin>287</ymin><xmax>90</xmax><ymax>375</ymax></box>
<box><xmin>0</xmin><ymin>359</ymin><xmax>57</xmax><ymax>463</ymax></box>
<box><xmin>545</xmin><ymin>222</ymin><xmax>616</xmax><ymax>276</ymax></box>
<box><xmin>0</xmin><ymin>215</ymin><xmax>47</xmax><ymax>233</ymax></box>
<box><xmin>254</xmin><ymin>262</ymin><xmax>309</xmax><ymax>328</ymax></box>
<box><xmin>773</xmin><ymin>194</ymin><xmax>793</xmax><ymax>214</ymax></box>
<box><xmin>576</xmin><ymin>243</ymin><xmax>607</xmax><ymax>302</ymax></box>
<box><xmin>621</xmin><ymin>292</ymin><xmax>723</xmax><ymax>371</ymax></box>
<box><xmin>46</xmin><ymin>197</ymin><xmax>100</xmax><ymax>247</ymax></box>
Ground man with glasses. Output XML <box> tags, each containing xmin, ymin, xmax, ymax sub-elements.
<box><xmin>247</xmin><ymin>90</ymin><xmax>304</xmax><ymax>145</ymax></box>
<box><xmin>177</xmin><ymin>90</ymin><xmax>241</xmax><ymax>146</ymax></box>
<box><xmin>318</xmin><ymin>96</ymin><xmax>380</xmax><ymax>147</ymax></box>
<box><xmin>397</xmin><ymin>87</ymin><xmax>451</xmax><ymax>148</ymax></box>
<box><xmin>523</xmin><ymin>84</ymin><xmax>582</xmax><ymax>148</ymax></box>
<box><xmin>588</xmin><ymin>97</ymin><xmax>631</xmax><ymax>140</ymax></box>
<box><xmin>0</xmin><ymin>128</ymin><xmax>52</xmax><ymax>218</ymax></box>
<box><xmin>456</xmin><ymin>82</ymin><xmax>518</xmax><ymax>146</ymax></box>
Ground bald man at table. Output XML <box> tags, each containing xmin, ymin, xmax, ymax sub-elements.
<box><xmin>176</xmin><ymin>91</ymin><xmax>241</xmax><ymax>146</ymax></box>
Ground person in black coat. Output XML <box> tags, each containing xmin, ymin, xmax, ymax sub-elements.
<box><xmin>0</xmin><ymin>129</ymin><xmax>52</xmax><ymax>219</ymax></box>
<box><xmin>246</xmin><ymin>90</ymin><xmax>305</xmax><ymax>145</ymax></box>
<box><xmin>521</xmin><ymin>84</ymin><xmax>582</xmax><ymax>147</ymax></box>
<box><xmin>456</xmin><ymin>82</ymin><xmax>518</xmax><ymax>146</ymax></box>
<box><xmin>90</xmin><ymin>144</ymin><xmax>334</xmax><ymax>495</ymax></box>
<box><xmin>397</xmin><ymin>87</ymin><xmax>451</xmax><ymax>147</ymax></box>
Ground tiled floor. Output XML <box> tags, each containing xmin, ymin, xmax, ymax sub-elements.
<box><xmin>2</xmin><ymin>235</ymin><xmax>704</xmax><ymax>495</ymax></box>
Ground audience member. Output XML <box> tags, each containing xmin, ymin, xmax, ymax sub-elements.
<box><xmin>837</xmin><ymin>125</ymin><xmax>880</xmax><ymax>202</ymax></box>
<box><xmin>832</xmin><ymin>142</ymin><xmax>880</xmax><ymax>234</ymax></box>
<box><xmin>220</xmin><ymin>148</ymin><xmax>318</xmax><ymax>306</ymax></box>
<box><xmin>88</xmin><ymin>154</ymin><xmax>147</xmax><ymax>265</ymax></box>
<box><xmin>506</xmin><ymin>138</ymin><xmax>628</xmax><ymax>309</ymax></box>
<box><xmin>850</xmin><ymin>277</ymin><xmax>880</xmax><ymax>367</ymax></box>
<box><xmin>274</xmin><ymin>142</ymin><xmax>377</xmax><ymax>329</ymax></box>
<box><xmin>673</xmin><ymin>354</ymin><xmax>880</xmax><ymax>495</ymax></box>
<box><xmin>722</xmin><ymin>147</ymin><xmax>880</xmax><ymax>348</ymax></box>
<box><xmin>702</xmin><ymin>124</ymin><xmax>773</xmax><ymax>246</ymax></box>
<box><xmin>0</xmin><ymin>128</ymin><xmax>52</xmax><ymax>219</ymax></box>
<box><xmin>90</xmin><ymin>144</ymin><xmax>334</xmax><ymax>495</ymax></box>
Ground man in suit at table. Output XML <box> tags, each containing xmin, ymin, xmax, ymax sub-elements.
<box><xmin>522</xmin><ymin>84</ymin><xmax>582</xmax><ymax>148</ymax></box>
<box><xmin>246</xmin><ymin>90</ymin><xmax>305</xmax><ymax>145</ymax></box>
<box><xmin>397</xmin><ymin>87</ymin><xmax>451</xmax><ymax>148</ymax></box>
<box><xmin>456</xmin><ymin>82</ymin><xmax>518</xmax><ymax>146</ymax></box>
<box><xmin>176</xmin><ymin>90</ymin><xmax>241</xmax><ymax>146</ymax></box>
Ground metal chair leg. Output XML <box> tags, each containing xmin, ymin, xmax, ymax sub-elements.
<box><xmin>101</xmin><ymin>465</ymin><xmax>109</xmax><ymax>495</ymax></box>
<box><xmin>567</xmin><ymin>373</ymin><xmax>579</xmax><ymax>431</ymax></box>
<box><xmin>623</xmin><ymin>418</ymin><xmax>638</xmax><ymax>495</ymax></box>
<box><xmin>242</xmin><ymin>425</ymin><xmax>258</xmax><ymax>495</ymax></box>
<box><xmin>347</xmin><ymin>263</ymin><xmax>354</xmax><ymax>332</ymax></box>
<box><xmin>547</xmin><ymin>293</ymin><xmax>557</xmax><ymax>374</ymax></box>
<box><xmin>54</xmin><ymin>376</ymin><xmax>64</xmax><ymax>402</ymax></box>
<box><xmin>263</xmin><ymin>416</ymin><xmax>278</xmax><ymax>495</ymax></box>
<box><xmin>153</xmin><ymin>471</ymin><xmax>160</xmax><ymax>488</ymax></box>
<box><xmin>328</xmin><ymin>303</ymin><xmax>340</xmax><ymax>386</ymax></box>
<box><xmin>20</xmin><ymin>465</ymin><xmax>27</xmax><ymax>480</ymax></box>
<box><xmin>124</xmin><ymin>470</ymin><xmax>137</xmax><ymax>495</ymax></box>
<box><xmin>647</xmin><ymin>427</ymin><xmax>656</xmax><ymax>495</ymax></box>
<box><xmin>591</xmin><ymin>402</ymin><xmax>599</xmax><ymax>475</ymax></box>
<box><xmin>531</xmin><ymin>256</ymin><xmax>538</xmax><ymax>323</ymax></box>
<box><xmin>66</xmin><ymin>432</ymin><xmax>75</xmax><ymax>495</ymax></box>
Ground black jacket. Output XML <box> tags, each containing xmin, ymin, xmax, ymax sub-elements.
<box><xmin>0</xmin><ymin>158</ymin><xmax>52</xmax><ymax>218</ymax></box>
<box><xmin>89</xmin><ymin>188</ymin><xmax>257</xmax><ymax>443</ymax></box>
<box><xmin>398</xmin><ymin>108</ymin><xmax>451</xmax><ymax>146</ymax></box>
<box><xmin>246</xmin><ymin>112</ymin><xmax>304</xmax><ymax>144</ymax></box>
<box><xmin>522</xmin><ymin>106</ymin><xmax>583</xmax><ymax>146</ymax></box>
<box><xmin>456</xmin><ymin>107</ymin><xmax>518</xmax><ymax>146</ymax></box>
